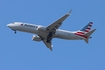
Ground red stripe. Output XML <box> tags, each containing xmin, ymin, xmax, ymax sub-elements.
<box><xmin>79</xmin><ymin>35</ymin><xmax>88</xmax><ymax>39</ymax></box>
<box><xmin>75</xmin><ymin>33</ymin><xmax>83</xmax><ymax>35</ymax></box>
<box><xmin>85</xmin><ymin>30</ymin><xmax>89</xmax><ymax>32</ymax></box>
<box><xmin>74</xmin><ymin>33</ymin><xmax>88</xmax><ymax>39</ymax></box>
<box><xmin>76</xmin><ymin>32</ymin><xmax>85</xmax><ymax>34</ymax></box>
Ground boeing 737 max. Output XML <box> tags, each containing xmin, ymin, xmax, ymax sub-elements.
<box><xmin>7</xmin><ymin>10</ymin><xmax>96</xmax><ymax>51</ymax></box>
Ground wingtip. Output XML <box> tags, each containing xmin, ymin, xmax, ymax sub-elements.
<box><xmin>50</xmin><ymin>47</ymin><xmax>53</xmax><ymax>51</ymax></box>
<box><xmin>68</xmin><ymin>9</ymin><xmax>72</xmax><ymax>15</ymax></box>
<box><xmin>50</xmin><ymin>49</ymin><xmax>53</xmax><ymax>51</ymax></box>
<box><xmin>49</xmin><ymin>45</ymin><xmax>53</xmax><ymax>51</ymax></box>
<box><xmin>51</xmin><ymin>45</ymin><xmax>53</xmax><ymax>51</ymax></box>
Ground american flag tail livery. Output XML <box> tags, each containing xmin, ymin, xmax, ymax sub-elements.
<box><xmin>80</xmin><ymin>22</ymin><xmax>93</xmax><ymax>32</ymax></box>
<box><xmin>74</xmin><ymin>22</ymin><xmax>96</xmax><ymax>43</ymax></box>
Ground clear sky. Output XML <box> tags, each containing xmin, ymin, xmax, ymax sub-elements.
<box><xmin>0</xmin><ymin>0</ymin><xmax>105</xmax><ymax>70</ymax></box>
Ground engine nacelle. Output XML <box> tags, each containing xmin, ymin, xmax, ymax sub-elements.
<box><xmin>37</xmin><ymin>26</ymin><xmax>46</xmax><ymax>32</ymax></box>
<box><xmin>32</xmin><ymin>35</ymin><xmax>42</xmax><ymax>42</ymax></box>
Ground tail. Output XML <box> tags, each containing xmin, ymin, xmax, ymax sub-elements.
<box><xmin>75</xmin><ymin>22</ymin><xmax>93</xmax><ymax>35</ymax></box>
<box><xmin>84</xmin><ymin>29</ymin><xmax>96</xmax><ymax>43</ymax></box>
<box><xmin>74</xmin><ymin>22</ymin><xmax>96</xmax><ymax>43</ymax></box>
<box><xmin>80</xmin><ymin>22</ymin><xmax>93</xmax><ymax>33</ymax></box>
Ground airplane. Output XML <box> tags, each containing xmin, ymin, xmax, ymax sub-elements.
<box><xmin>7</xmin><ymin>10</ymin><xmax>96</xmax><ymax>51</ymax></box>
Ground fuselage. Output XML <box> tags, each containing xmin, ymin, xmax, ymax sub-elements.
<box><xmin>6</xmin><ymin>10</ymin><xmax>96</xmax><ymax>51</ymax></box>
<box><xmin>7</xmin><ymin>22</ymin><xmax>83</xmax><ymax>40</ymax></box>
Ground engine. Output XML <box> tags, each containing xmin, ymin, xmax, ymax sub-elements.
<box><xmin>37</xmin><ymin>26</ymin><xmax>46</xmax><ymax>32</ymax></box>
<box><xmin>32</xmin><ymin>35</ymin><xmax>42</xmax><ymax>42</ymax></box>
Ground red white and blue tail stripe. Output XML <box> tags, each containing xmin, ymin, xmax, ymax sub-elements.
<box><xmin>80</xmin><ymin>22</ymin><xmax>93</xmax><ymax>33</ymax></box>
<box><xmin>74</xmin><ymin>22</ymin><xmax>96</xmax><ymax>43</ymax></box>
<box><xmin>74</xmin><ymin>22</ymin><xmax>93</xmax><ymax>39</ymax></box>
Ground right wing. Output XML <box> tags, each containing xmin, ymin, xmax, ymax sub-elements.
<box><xmin>39</xmin><ymin>35</ymin><xmax>53</xmax><ymax>51</ymax></box>
<box><xmin>43</xmin><ymin>39</ymin><xmax>53</xmax><ymax>51</ymax></box>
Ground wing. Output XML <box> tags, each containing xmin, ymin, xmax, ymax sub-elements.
<box><xmin>39</xmin><ymin>35</ymin><xmax>53</xmax><ymax>51</ymax></box>
<box><xmin>46</xmin><ymin>9</ymin><xmax>72</xmax><ymax>32</ymax></box>
<box><xmin>43</xmin><ymin>39</ymin><xmax>53</xmax><ymax>51</ymax></box>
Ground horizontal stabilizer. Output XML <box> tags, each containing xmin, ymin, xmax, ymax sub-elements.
<box><xmin>84</xmin><ymin>29</ymin><xmax>96</xmax><ymax>43</ymax></box>
<box><xmin>84</xmin><ymin>38</ymin><xmax>89</xmax><ymax>43</ymax></box>
<box><xmin>84</xmin><ymin>29</ymin><xmax>96</xmax><ymax>37</ymax></box>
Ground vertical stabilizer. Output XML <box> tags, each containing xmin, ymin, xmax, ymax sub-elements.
<box><xmin>80</xmin><ymin>22</ymin><xmax>93</xmax><ymax>33</ymax></box>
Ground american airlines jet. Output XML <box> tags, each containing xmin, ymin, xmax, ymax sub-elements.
<box><xmin>7</xmin><ymin>10</ymin><xmax>96</xmax><ymax>51</ymax></box>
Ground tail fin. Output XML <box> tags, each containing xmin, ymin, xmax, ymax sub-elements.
<box><xmin>80</xmin><ymin>22</ymin><xmax>93</xmax><ymax>33</ymax></box>
<box><xmin>84</xmin><ymin>29</ymin><xmax>96</xmax><ymax>43</ymax></box>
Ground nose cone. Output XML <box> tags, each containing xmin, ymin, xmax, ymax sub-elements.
<box><xmin>7</xmin><ymin>24</ymin><xmax>10</xmax><ymax>27</ymax></box>
<box><xmin>7</xmin><ymin>23</ymin><xmax>13</xmax><ymax>28</ymax></box>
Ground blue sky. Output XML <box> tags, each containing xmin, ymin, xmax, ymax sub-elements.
<box><xmin>0</xmin><ymin>0</ymin><xmax>105</xmax><ymax>70</ymax></box>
